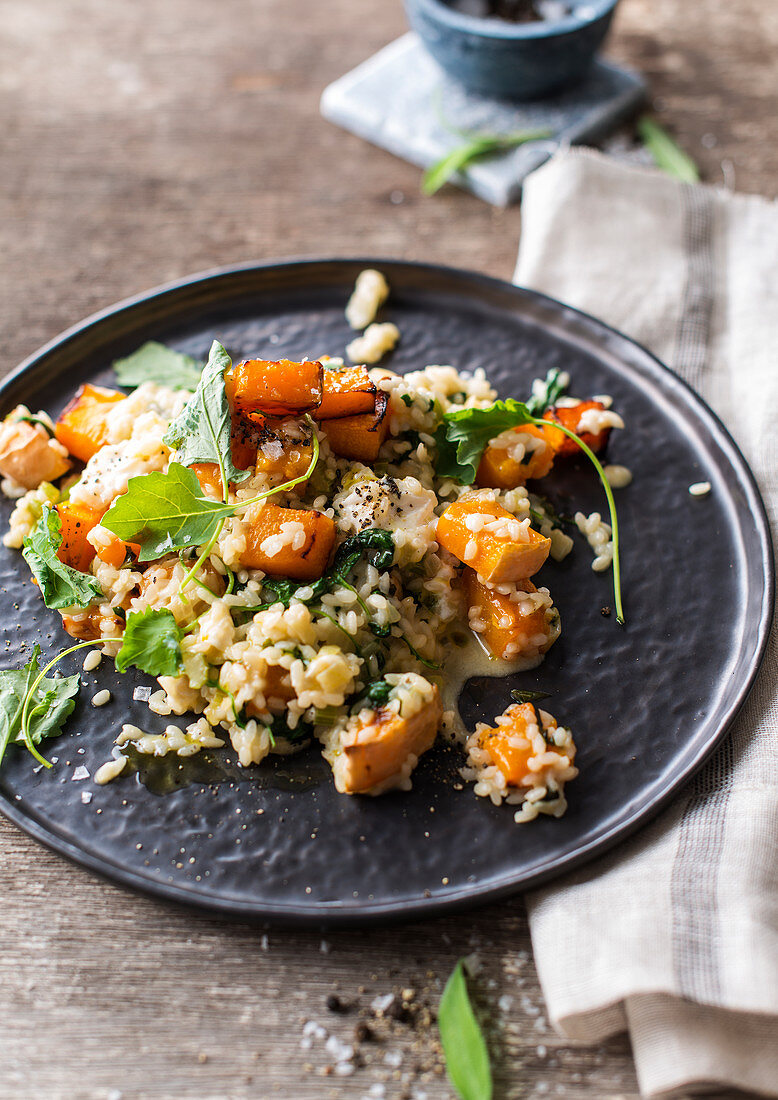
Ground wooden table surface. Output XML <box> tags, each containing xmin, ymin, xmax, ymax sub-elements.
<box><xmin>1</xmin><ymin>2</ymin><xmax>775</xmax><ymax>1098</ymax></box>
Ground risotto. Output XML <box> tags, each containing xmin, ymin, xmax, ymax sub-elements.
<box><xmin>0</xmin><ymin>273</ymin><xmax>628</xmax><ymax>823</ymax></box>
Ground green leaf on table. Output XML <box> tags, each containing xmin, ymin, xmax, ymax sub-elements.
<box><xmin>115</xmin><ymin>607</ymin><xmax>183</xmax><ymax>677</ymax></box>
<box><xmin>22</xmin><ymin>505</ymin><xmax>103</xmax><ymax>610</ymax></box>
<box><xmin>525</xmin><ymin>367</ymin><xmax>568</xmax><ymax>417</ymax></box>
<box><xmin>101</xmin><ymin>462</ymin><xmax>231</xmax><ymax>562</ymax></box>
<box><xmin>637</xmin><ymin>117</ymin><xmax>700</xmax><ymax>183</ymax></box>
<box><xmin>113</xmin><ymin>341</ymin><xmax>204</xmax><ymax>390</ymax></box>
<box><xmin>422</xmin><ymin>129</ymin><xmax>551</xmax><ymax>195</ymax></box>
<box><xmin>434</xmin><ymin>399</ymin><xmax>534</xmax><ymax>484</ymax></box>
<box><xmin>438</xmin><ymin>959</ymin><xmax>492</xmax><ymax>1100</ymax></box>
<box><xmin>162</xmin><ymin>340</ymin><xmax>251</xmax><ymax>487</ymax></box>
<box><xmin>0</xmin><ymin>644</ymin><xmax>80</xmax><ymax>768</ymax></box>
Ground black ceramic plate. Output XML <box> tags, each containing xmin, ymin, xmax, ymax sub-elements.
<box><xmin>0</xmin><ymin>260</ymin><xmax>772</xmax><ymax>926</ymax></box>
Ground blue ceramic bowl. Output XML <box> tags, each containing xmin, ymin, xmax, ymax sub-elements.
<box><xmin>403</xmin><ymin>0</ymin><xmax>620</xmax><ymax>101</ymax></box>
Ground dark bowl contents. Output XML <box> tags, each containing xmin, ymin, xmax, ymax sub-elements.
<box><xmin>445</xmin><ymin>0</ymin><xmax>578</xmax><ymax>22</ymax></box>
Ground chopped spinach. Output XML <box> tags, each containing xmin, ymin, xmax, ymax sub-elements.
<box><xmin>365</xmin><ymin>679</ymin><xmax>392</xmax><ymax>706</ymax></box>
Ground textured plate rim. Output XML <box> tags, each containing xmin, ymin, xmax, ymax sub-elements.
<box><xmin>0</xmin><ymin>257</ymin><xmax>773</xmax><ymax>927</ymax></box>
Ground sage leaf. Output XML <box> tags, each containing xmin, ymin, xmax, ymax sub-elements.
<box><xmin>637</xmin><ymin>117</ymin><xmax>700</xmax><ymax>183</ymax></box>
<box><xmin>115</xmin><ymin>607</ymin><xmax>183</xmax><ymax>677</ymax></box>
<box><xmin>22</xmin><ymin>505</ymin><xmax>103</xmax><ymax>610</ymax></box>
<box><xmin>113</xmin><ymin>341</ymin><xmax>203</xmax><ymax>390</ymax></box>
<box><xmin>439</xmin><ymin>960</ymin><xmax>492</xmax><ymax>1100</ymax></box>
<box><xmin>101</xmin><ymin>462</ymin><xmax>231</xmax><ymax>562</ymax></box>
<box><xmin>0</xmin><ymin>644</ymin><xmax>80</xmax><ymax>767</ymax></box>
<box><xmin>162</xmin><ymin>339</ymin><xmax>251</xmax><ymax>487</ymax></box>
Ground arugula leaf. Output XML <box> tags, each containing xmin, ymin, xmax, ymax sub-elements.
<box><xmin>101</xmin><ymin>462</ymin><xmax>230</xmax><ymax>562</ymax></box>
<box><xmin>22</xmin><ymin>506</ymin><xmax>103</xmax><ymax>610</ymax></box>
<box><xmin>435</xmin><ymin>399</ymin><xmax>533</xmax><ymax>485</ymax></box>
<box><xmin>525</xmin><ymin>367</ymin><xmax>568</xmax><ymax>417</ymax></box>
<box><xmin>0</xmin><ymin>644</ymin><xmax>80</xmax><ymax>767</ymax></box>
<box><xmin>162</xmin><ymin>340</ymin><xmax>251</xmax><ymax>488</ymax></box>
<box><xmin>439</xmin><ymin>959</ymin><xmax>492</xmax><ymax>1100</ymax></box>
<box><xmin>637</xmin><ymin>117</ymin><xmax>700</xmax><ymax>183</ymax></box>
<box><xmin>113</xmin><ymin>341</ymin><xmax>203</xmax><ymax>390</ymax></box>
<box><xmin>436</xmin><ymin>399</ymin><xmax>625</xmax><ymax>623</ymax></box>
<box><xmin>422</xmin><ymin>129</ymin><xmax>550</xmax><ymax>196</ymax></box>
<box><xmin>115</xmin><ymin>608</ymin><xmax>183</xmax><ymax>676</ymax></box>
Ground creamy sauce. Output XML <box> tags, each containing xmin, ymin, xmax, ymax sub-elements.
<box><xmin>435</xmin><ymin>629</ymin><xmax>545</xmax><ymax>742</ymax></box>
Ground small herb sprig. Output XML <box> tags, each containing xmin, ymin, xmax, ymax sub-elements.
<box><xmin>423</xmin><ymin>128</ymin><xmax>551</xmax><ymax>196</ymax></box>
<box><xmin>435</xmin><ymin>399</ymin><xmax>625</xmax><ymax>623</ymax></box>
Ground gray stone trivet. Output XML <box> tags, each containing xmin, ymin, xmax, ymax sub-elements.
<box><xmin>320</xmin><ymin>33</ymin><xmax>646</xmax><ymax>206</ymax></box>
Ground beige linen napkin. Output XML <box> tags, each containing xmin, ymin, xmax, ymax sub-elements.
<box><xmin>514</xmin><ymin>149</ymin><xmax>778</xmax><ymax>1098</ymax></box>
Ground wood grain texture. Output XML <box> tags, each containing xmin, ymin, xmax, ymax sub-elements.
<box><xmin>1</xmin><ymin>1</ymin><xmax>775</xmax><ymax>1097</ymax></box>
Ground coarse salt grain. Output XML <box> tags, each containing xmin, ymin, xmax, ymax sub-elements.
<box><xmin>71</xmin><ymin>765</ymin><xmax>90</xmax><ymax>781</ymax></box>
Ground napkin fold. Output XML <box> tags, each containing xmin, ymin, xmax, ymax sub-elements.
<box><xmin>515</xmin><ymin>149</ymin><xmax>778</xmax><ymax>1099</ymax></box>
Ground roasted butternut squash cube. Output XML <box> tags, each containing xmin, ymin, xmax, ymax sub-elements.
<box><xmin>55</xmin><ymin>500</ymin><xmax>104</xmax><ymax>572</ymax></box>
<box><xmin>316</xmin><ymin>366</ymin><xmax>377</xmax><ymax>419</ymax></box>
<box><xmin>543</xmin><ymin>400</ymin><xmax>611</xmax><ymax>456</ymax></box>
<box><xmin>330</xmin><ymin>679</ymin><xmax>442</xmax><ymax>794</ymax></box>
<box><xmin>321</xmin><ymin>392</ymin><xmax>389</xmax><ymax>462</ymax></box>
<box><xmin>479</xmin><ymin>702</ymin><xmax>539</xmax><ymax>786</ymax></box>
<box><xmin>62</xmin><ymin>608</ymin><xmax>122</xmax><ymax>642</ymax></box>
<box><xmin>478</xmin><ymin>702</ymin><xmax>576</xmax><ymax>788</ymax></box>
<box><xmin>254</xmin><ymin>425</ymin><xmax>315</xmax><ymax>485</ymax></box>
<box><xmin>240</xmin><ymin>502</ymin><xmax>336</xmax><ymax>580</ymax></box>
<box><xmin>54</xmin><ymin>384</ymin><xmax>125</xmax><ymax>463</ymax></box>
<box><xmin>464</xmin><ymin>570</ymin><xmax>556</xmax><ymax>661</ymax></box>
<box><xmin>226</xmin><ymin>358</ymin><xmax>323</xmax><ymax>419</ymax></box>
<box><xmin>436</xmin><ymin>498</ymin><xmax>550</xmax><ymax>584</ymax></box>
<box><xmin>476</xmin><ymin>424</ymin><xmax>555</xmax><ymax>488</ymax></box>
<box><xmin>190</xmin><ymin>415</ymin><xmax>263</xmax><ymax>499</ymax></box>
<box><xmin>93</xmin><ymin>529</ymin><xmax>141</xmax><ymax>570</ymax></box>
